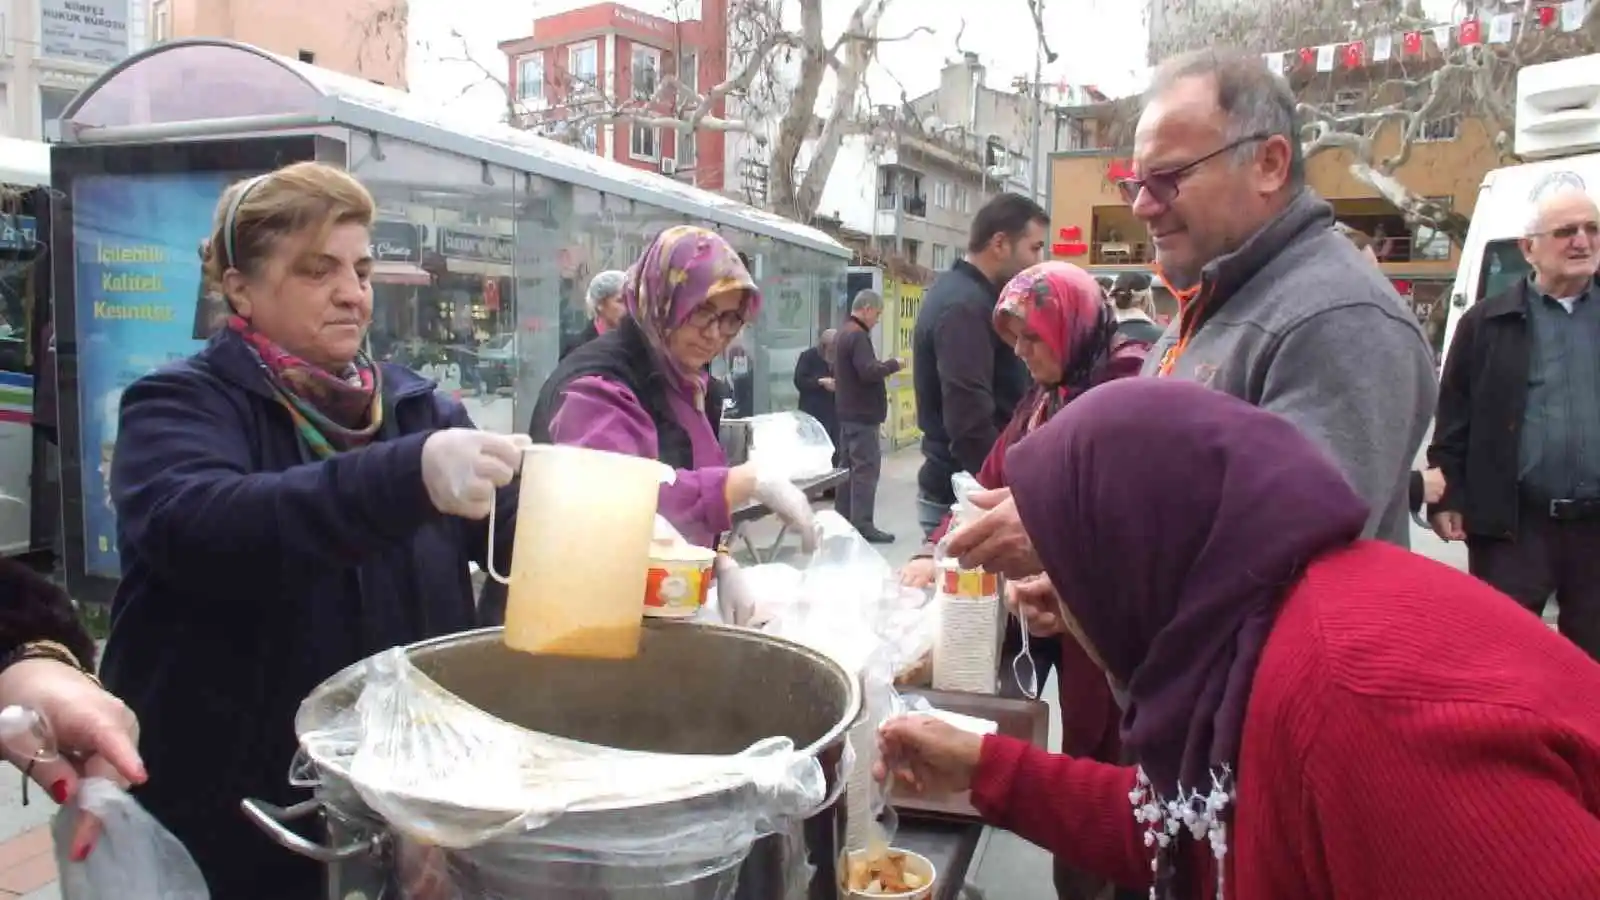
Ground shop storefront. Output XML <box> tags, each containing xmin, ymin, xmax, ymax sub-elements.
<box><xmin>48</xmin><ymin>37</ymin><xmax>849</xmax><ymax>600</ymax></box>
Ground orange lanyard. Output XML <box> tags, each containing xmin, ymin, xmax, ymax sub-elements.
<box><xmin>1154</xmin><ymin>266</ymin><xmax>1202</xmax><ymax>377</ymax></box>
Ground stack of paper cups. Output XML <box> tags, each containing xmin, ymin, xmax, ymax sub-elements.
<box><xmin>932</xmin><ymin>563</ymin><xmax>1000</xmax><ymax>694</ymax></box>
<box><xmin>843</xmin><ymin>718</ymin><xmax>876</xmax><ymax>851</ymax></box>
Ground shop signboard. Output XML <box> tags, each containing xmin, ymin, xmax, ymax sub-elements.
<box><xmin>372</xmin><ymin>219</ymin><xmax>422</xmax><ymax>263</ymax></box>
<box><xmin>40</xmin><ymin>0</ymin><xmax>130</xmax><ymax>66</ymax></box>
<box><xmin>437</xmin><ymin>227</ymin><xmax>515</xmax><ymax>265</ymax></box>
<box><xmin>0</xmin><ymin>215</ymin><xmax>38</xmax><ymax>252</ymax></box>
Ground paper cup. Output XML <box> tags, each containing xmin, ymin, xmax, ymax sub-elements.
<box><xmin>643</xmin><ymin>545</ymin><xmax>717</xmax><ymax>617</ymax></box>
<box><xmin>841</xmin><ymin>848</ymin><xmax>937</xmax><ymax>899</ymax></box>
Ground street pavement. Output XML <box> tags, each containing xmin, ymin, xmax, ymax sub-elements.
<box><xmin>0</xmin><ymin>444</ymin><xmax>1485</xmax><ymax>900</ymax></box>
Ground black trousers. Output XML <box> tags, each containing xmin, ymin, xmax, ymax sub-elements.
<box><xmin>1467</xmin><ymin>500</ymin><xmax>1600</xmax><ymax>660</ymax></box>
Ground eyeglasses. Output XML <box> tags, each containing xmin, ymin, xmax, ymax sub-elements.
<box><xmin>683</xmin><ymin>304</ymin><xmax>747</xmax><ymax>336</ymax></box>
<box><xmin>1532</xmin><ymin>222</ymin><xmax>1600</xmax><ymax>241</ymax></box>
<box><xmin>1115</xmin><ymin>133</ymin><xmax>1272</xmax><ymax>206</ymax></box>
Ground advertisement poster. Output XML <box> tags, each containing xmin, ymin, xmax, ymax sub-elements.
<box><xmin>72</xmin><ymin>170</ymin><xmax>245</xmax><ymax>577</ymax></box>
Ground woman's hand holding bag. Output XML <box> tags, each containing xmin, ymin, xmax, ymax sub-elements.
<box><xmin>421</xmin><ymin>430</ymin><xmax>531</xmax><ymax>519</ymax></box>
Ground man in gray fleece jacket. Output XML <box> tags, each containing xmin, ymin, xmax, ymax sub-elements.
<box><xmin>1128</xmin><ymin>50</ymin><xmax>1436</xmax><ymax>547</ymax></box>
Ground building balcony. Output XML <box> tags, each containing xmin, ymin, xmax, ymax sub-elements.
<box><xmin>875</xmin><ymin>192</ymin><xmax>927</xmax><ymax>217</ymax></box>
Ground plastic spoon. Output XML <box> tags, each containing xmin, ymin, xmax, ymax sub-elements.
<box><xmin>867</xmin><ymin>771</ymin><xmax>899</xmax><ymax>859</ymax></box>
<box><xmin>1012</xmin><ymin>615</ymin><xmax>1040</xmax><ymax>700</ymax></box>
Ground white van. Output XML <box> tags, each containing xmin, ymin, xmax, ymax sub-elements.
<box><xmin>1442</xmin><ymin>54</ymin><xmax>1600</xmax><ymax>356</ymax></box>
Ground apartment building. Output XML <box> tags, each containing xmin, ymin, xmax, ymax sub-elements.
<box><xmin>906</xmin><ymin>53</ymin><xmax>1104</xmax><ymax>206</ymax></box>
<box><xmin>146</xmin><ymin>0</ymin><xmax>407</xmax><ymax>88</ymax></box>
<box><xmin>498</xmin><ymin>0</ymin><xmax>731</xmax><ymax>191</ymax></box>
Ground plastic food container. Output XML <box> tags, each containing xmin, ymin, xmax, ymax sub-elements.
<box><xmin>841</xmin><ymin>848</ymin><xmax>937</xmax><ymax>899</ymax></box>
<box><xmin>644</xmin><ymin>545</ymin><xmax>718</xmax><ymax>617</ymax></box>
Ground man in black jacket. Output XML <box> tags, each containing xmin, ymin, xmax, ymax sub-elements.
<box><xmin>912</xmin><ymin>192</ymin><xmax>1048</xmax><ymax>535</ymax></box>
<box><xmin>1429</xmin><ymin>188</ymin><xmax>1600</xmax><ymax>659</ymax></box>
<box><xmin>835</xmin><ymin>291</ymin><xmax>902</xmax><ymax>543</ymax></box>
<box><xmin>793</xmin><ymin>329</ymin><xmax>840</xmax><ymax>463</ymax></box>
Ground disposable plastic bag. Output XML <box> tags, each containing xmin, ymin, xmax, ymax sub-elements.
<box><xmin>53</xmin><ymin>778</ymin><xmax>209</xmax><ymax>900</ymax></box>
<box><xmin>745</xmin><ymin>411</ymin><xmax>836</xmax><ymax>480</ymax></box>
<box><xmin>756</xmin><ymin>512</ymin><xmax>932</xmax><ymax>855</ymax></box>
<box><xmin>295</xmin><ymin>646</ymin><xmax>825</xmax><ymax>891</ymax></box>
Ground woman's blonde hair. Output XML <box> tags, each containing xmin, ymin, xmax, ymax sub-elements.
<box><xmin>200</xmin><ymin>162</ymin><xmax>375</xmax><ymax>288</ymax></box>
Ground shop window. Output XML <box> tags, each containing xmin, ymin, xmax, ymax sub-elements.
<box><xmin>346</xmin><ymin>136</ymin><xmax>532</xmax><ymax>434</ymax></box>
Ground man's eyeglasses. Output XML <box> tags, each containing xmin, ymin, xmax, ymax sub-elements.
<box><xmin>1115</xmin><ymin>133</ymin><xmax>1272</xmax><ymax>206</ymax></box>
<box><xmin>684</xmin><ymin>304</ymin><xmax>747</xmax><ymax>336</ymax></box>
<box><xmin>1531</xmin><ymin>222</ymin><xmax>1600</xmax><ymax>241</ymax></box>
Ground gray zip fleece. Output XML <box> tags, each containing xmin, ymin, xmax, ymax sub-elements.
<box><xmin>1140</xmin><ymin>190</ymin><xmax>1437</xmax><ymax>547</ymax></box>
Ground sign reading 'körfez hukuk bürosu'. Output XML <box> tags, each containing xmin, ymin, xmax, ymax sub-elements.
<box><xmin>40</xmin><ymin>0</ymin><xmax>129</xmax><ymax>66</ymax></box>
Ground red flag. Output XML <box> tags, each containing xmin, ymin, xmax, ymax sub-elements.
<box><xmin>1299</xmin><ymin>47</ymin><xmax>1317</xmax><ymax>67</ymax></box>
<box><xmin>1458</xmin><ymin>18</ymin><xmax>1483</xmax><ymax>45</ymax></box>
<box><xmin>1402</xmin><ymin>31</ymin><xmax>1423</xmax><ymax>54</ymax></box>
<box><xmin>1342</xmin><ymin>42</ymin><xmax>1365</xmax><ymax>68</ymax></box>
<box><xmin>1537</xmin><ymin>5</ymin><xmax>1557</xmax><ymax>28</ymax></box>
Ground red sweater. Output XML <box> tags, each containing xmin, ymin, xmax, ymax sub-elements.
<box><xmin>971</xmin><ymin>541</ymin><xmax>1600</xmax><ymax>899</ymax></box>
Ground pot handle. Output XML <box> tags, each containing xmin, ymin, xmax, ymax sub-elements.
<box><xmin>240</xmin><ymin>797</ymin><xmax>382</xmax><ymax>864</ymax></box>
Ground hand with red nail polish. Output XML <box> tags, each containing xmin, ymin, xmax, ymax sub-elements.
<box><xmin>0</xmin><ymin>658</ymin><xmax>144</xmax><ymax>831</ymax></box>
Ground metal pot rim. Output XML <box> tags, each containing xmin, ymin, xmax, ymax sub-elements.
<box><xmin>294</xmin><ymin>623</ymin><xmax>864</xmax><ymax>818</ymax></box>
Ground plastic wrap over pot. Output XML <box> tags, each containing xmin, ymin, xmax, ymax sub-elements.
<box><xmin>295</xmin><ymin>646</ymin><xmax>826</xmax><ymax>876</ymax></box>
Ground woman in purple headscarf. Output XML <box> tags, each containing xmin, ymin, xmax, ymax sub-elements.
<box><xmin>878</xmin><ymin>379</ymin><xmax>1600</xmax><ymax>899</ymax></box>
<box><xmin>528</xmin><ymin>225</ymin><xmax>813</xmax><ymax>549</ymax></box>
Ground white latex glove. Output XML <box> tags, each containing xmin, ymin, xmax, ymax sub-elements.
<box><xmin>752</xmin><ymin>470</ymin><xmax>819</xmax><ymax>554</ymax></box>
<box><xmin>421</xmin><ymin>429</ymin><xmax>530</xmax><ymax>519</ymax></box>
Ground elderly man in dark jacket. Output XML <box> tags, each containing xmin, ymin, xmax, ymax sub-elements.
<box><xmin>835</xmin><ymin>291</ymin><xmax>902</xmax><ymax>543</ymax></box>
<box><xmin>1430</xmin><ymin>187</ymin><xmax>1600</xmax><ymax>659</ymax></box>
<box><xmin>793</xmin><ymin>328</ymin><xmax>840</xmax><ymax>464</ymax></box>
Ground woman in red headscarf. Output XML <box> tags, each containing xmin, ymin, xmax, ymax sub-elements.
<box><xmin>899</xmin><ymin>260</ymin><xmax>1149</xmax><ymax>900</ymax></box>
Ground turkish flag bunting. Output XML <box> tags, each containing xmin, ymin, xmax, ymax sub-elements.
<box><xmin>1299</xmin><ymin>47</ymin><xmax>1317</xmax><ymax>67</ymax></box>
<box><xmin>1402</xmin><ymin>31</ymin><xmax>1424</xmax><ymax>54</ymax></box>
<box><xmin>1537</xmin><ymin>5</ymin><xmax>1557</xmax><ymax>28</ymax></box>
<box><xmin>1458</xmin><ymin>18</ymin><xmax>1483</xmax><ymax>45</ymax></box>
<box><xmin>1342</xmin><ymin>42</ymin><xmax>1365</xmax><ymax>68</ymax></box>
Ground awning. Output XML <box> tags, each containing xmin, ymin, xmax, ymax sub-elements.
<box><xmin>372</xmin><ymin>260</ymin><xmax>432</xmax><ymax>286</ymax></box>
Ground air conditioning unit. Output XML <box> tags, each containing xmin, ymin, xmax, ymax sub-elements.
<box><xmin>1516</xmin><ymin>53</ymin><xmax>1600</xmax><ymax>160</ymax></box>
<box><xmin>660</xmin><ymin>158</ymin><xmax>678</xmax><ymax>175</ymax></box>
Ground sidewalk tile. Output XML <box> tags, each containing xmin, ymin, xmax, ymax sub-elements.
<box><xmin>0</xmin><ymin>829</ymin><xmax>49</xmax><ymax>875</ymax></box>
<box><xmin>0</xmin><ymin>849</ymin><xmax>54</xmax><ymax>896</ymax></box>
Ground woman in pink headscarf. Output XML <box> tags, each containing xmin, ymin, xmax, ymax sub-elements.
<box><xmin>527</xmin><ymin>225</ymin><xmax>813</xmax><ymax>549</ymax></box>
<box><xmin>900</xmin><ymin>260</ymin><xmax>1150</xmax><ymax>900</ymax></box>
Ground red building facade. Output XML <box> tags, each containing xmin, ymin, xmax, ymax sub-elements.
<box><xmin>498</xmin><ymin>1</ymin><xmax>731</xmax><ymax>191</ymax></box>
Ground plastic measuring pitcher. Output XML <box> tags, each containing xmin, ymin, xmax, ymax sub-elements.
<box><xmin>487</xmin><ymin>445</ymin><xmax>675</xmax><ymax>659</ymax></box>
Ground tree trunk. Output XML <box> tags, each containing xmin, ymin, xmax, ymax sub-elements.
<box><xmin>1346</xmin><ymin>160</ymin><xmax>1472</xmax><ymax>248</ymax></box>
<box><xmin>793</xmin><ymin>13</ymin><xmax>874</xmax><ymax>220</ymax></box>
<box><xmin>768</xmin><ymin>0</ymin><xmax>826</xmax><ymax>217</ymax></box>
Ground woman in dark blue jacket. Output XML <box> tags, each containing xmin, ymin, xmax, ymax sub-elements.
<box><xmin>101</xmin><ymin>162</ymin><xmax>526</xmax><ymax>900</ymax></box>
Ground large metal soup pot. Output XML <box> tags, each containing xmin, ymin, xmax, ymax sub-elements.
<box><xmin>244</xmin><ymin>622</ymin><xmax>863</xmax><ymax>900</ymax></box>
